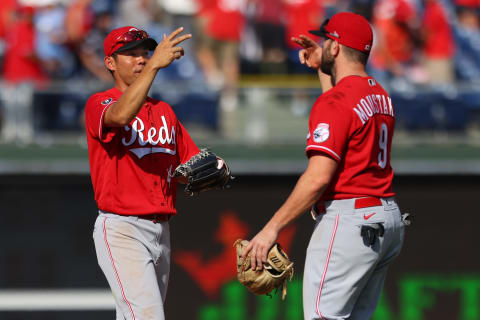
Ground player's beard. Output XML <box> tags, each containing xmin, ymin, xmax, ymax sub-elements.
<box><xmin>320</xmin><ymin>41</ymin><xmax>334</xmax><ymax>76</ymax></box>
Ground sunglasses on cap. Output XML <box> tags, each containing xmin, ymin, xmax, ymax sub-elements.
<box><xmin>115</xmin><ymin>30</ymin><xmax>149</xmax><ymax>44</ymax></box>
<box><xmin>319</xmin><ymin>19</ymin><xmax>329</xmax><ymax>37</ymax></box>
<box><xmin>309</xmin><ymin>19</ymin><xmax>339</xmax><ymax>40</ymax></box>
<box><xmin>107</xmin><ymin>29</ymin><xmax>158</xmax><ymax>56</ymax></box>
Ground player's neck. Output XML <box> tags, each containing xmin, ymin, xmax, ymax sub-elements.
<box><xmin>113</xmin><ymin>74</ymin><xmax>129</xmax><ymax>92</ymax></box>
<box><xmin>114</xmin><ymin>82</ymin><xmax>129</xmax><ymax>93</ymax></box>
<box><xmin>332</xmin><ymin>62</ymin><xmax>368</xmax><ymax>85</ymax></box>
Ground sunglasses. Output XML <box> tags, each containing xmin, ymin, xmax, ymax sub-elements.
<box><xmin>319</xmin><ymin>19</ymin><xmax>341</xmax><ymax>40</ymax></box>
<box><xmin>115</xmin><ymin>30</ymin><xmax>149</xmax><ymax>44</ymax></box>
<box><xmin>319</xmin><ymin>19</ymin><xmax>330</xmax><ymax>36</ymax></box>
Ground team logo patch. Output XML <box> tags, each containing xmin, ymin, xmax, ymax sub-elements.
<box><xmin>313</xmin><ymin>123</ymin><xmax>330</xmax><ymax>143</ymax></box>
<box><xmin>101</xmin><ymin>98</ymin><xmax>113</xmax><ymax>105</ymax></box>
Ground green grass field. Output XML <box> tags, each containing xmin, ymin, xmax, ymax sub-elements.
<box><xmin>0</xmin><ymin>143</ymin><xmax>478</xmax><ymax>161</ymax></box>
<box><xmin>0</xmin><ymin>142</ymin><xmax>478</xmax><ymax>176</ymax></box>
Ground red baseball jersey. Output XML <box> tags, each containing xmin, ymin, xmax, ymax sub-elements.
<box><xmin>306</xmin><ymin>76</ymin><xmax>396</xmax><ymax>200</ymax></box>
<box><xmin>85</xmin><ymin>87</ymin><xmax>200</xmax><ymax>215</ymax></box>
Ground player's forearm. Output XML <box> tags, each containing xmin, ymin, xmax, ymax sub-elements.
<box><xmin>104</xmin><ymin>65</ymin><xmax>158</xmax><ymax>127</ymax></box>
<box><xmin>318</xmin><ymin>69</ymin><xmax>333</xmax><ymax>93</ymax></box>
<box><xmin>264</xmin><ymin>155</ymin><xmax>337</xmax><ymax>233</ymax></box>
<box><xmin>264</xmin><ymin>172</ymin><xmax>329</xmax><ymax>233</ymax></box>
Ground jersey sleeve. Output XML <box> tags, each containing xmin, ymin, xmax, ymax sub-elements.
<box><xmin>84</xmin><ymin>94</ymin><xmax>119</xmax><ymax>143</ymax></box>
<box><xmin>306</xmin><ymin>94</ymin><xmax>353</xmax><ymax>162</ymax></box>
<box><xmin>176</xmin><ymin>120</ymin><xmax>200</xmax><ymax>163</ymax></box>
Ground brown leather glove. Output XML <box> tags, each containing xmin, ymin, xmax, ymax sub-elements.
<box><xmin>234</xmin><ymin>239</ymin><xmax>294</xmax><ymax>300</ymax></box>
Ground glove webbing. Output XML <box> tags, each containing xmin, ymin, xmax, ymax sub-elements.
<box><xmin>240</xmin><ymin>256</ymin><xmax>294</xmax><ymax>300</ymax></box>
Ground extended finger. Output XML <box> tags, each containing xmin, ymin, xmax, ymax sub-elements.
<box><xmin>171</xmin><ymin>33</ymin><xmax>192</xmax><ymax>46</ymax></box>
<box><xmin>241</xmin><ymin>243</ymin><xmax>253</xmax><ymax>260</ymax></box>
<box><xmin>256</xmin><ymin>250</ymin><xmax>263</xmax><ymax>270</ymax></box>
<box><xmin>167</xmin><ymin>27</ymin><xmax>185</xmax><ymax>41</ymax></box>
<box><xmin>250</xmin><ymin>249</ymin><xmax>257</xmax><ymax>270</ymax></box>
<box><xmin>300</xmin><ymin>34</ymin><xmax>317</xmax><ymax>46</ymax></box>
<box><xmin>172</xmin><ymin>46</ymin><xmax>184</xmax><ymax>53</ymax></box>
<box><xmin>291</xmin><ymin>37</ymin><xmax>302</xmax><ymax>45</ymax></box>
<box><xmin>157</xmin><ymin>34</ymin><xmax>168</xmax><ymax>48</ymax></box>
<box><xmin>291</xmin><ymin>37</ymin><xmax>307</xmax><ymax>48</ymax></box>
<box><xmin>261</xmin><ymin>246</ymin><xmax>269</xmax><ymax>263</ymax></box>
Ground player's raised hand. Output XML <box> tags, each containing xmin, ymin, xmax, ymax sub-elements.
<box><xmin>291</xmin><ymin>35</ymin><xmax>322</xmax><ymax>69</ymax></box>
<box><xmin>150</xmin><ymin>27</ymin><xmax>192</xmax><ymax>69</ymax></box>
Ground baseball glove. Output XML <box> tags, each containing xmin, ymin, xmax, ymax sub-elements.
<box><xmin>234</xmin><ymin>239</ymin><xmax>294</xmax><ymax>300</ymax></box>
<box><xmin>173</xmin><ymin>148</ymin><xmax>232</xmax><ymax>196</ymax></box>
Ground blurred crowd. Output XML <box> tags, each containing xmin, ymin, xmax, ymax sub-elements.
<box><xmin>0</xmin><ymin>0</ymin><xmax>479</xmax><ymax>143</ymax></box>
<box><xmin>1</xmin><ymin>0</ymin><xmax>480</xmax><ymax>84</ymax></box>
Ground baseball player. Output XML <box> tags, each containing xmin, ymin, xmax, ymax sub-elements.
<box><xmin>84</xmin><ymin>26</ymin><xmax>199</xmax><ymax>320</ymax></box>
<box><xmin>242</xmin><ymin>12</ymin><xmax>405</xmax><ymax>320</ymax></box>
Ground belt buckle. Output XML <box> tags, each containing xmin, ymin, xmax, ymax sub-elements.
<box><xmin>153</xmin><ymin>214</ymin><xmax>169</xmax><ymax>223</ymax></box>
<box><xmin>152</xmin><ymin>215</ymin><xmax>161</xmax><ymax>224</ymax></box>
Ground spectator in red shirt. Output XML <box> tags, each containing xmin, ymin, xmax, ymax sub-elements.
<box><xmin>194</xmin><ymin>0</ymin><xmax>245</xmax><ymax>111</ymax></box>
<box><xmin>371</xmin><ymin>0</ymin><xmax>423</xmax><ymax>79</ymax></box>
<box><xmin>252</xmin><ymin>0</ymin><xmax>288</xmax><ymax>73</ymax></box>
<box><xmin>1</xmin><ymin>6</ymin><xmax>47</xmax><ymax>144</ymax></box>
<box><xmin>455</xmin><ymin>0</ymin><xmax>480</xmax><ymax>7</ymax></box>
<box><xmin>421</xmin><ymin>0</ymin><xmax>456</xmax><ymax>84</ymax></box>
<box><xmin>2</xmin><ymin>6</ymin><xmax>47</xmax><ymax>85</ymax></box>
<box><xmin>0</xmin><ymin>0</ymin><xmax>17</xmax><ymax>44</ymax></box>
<box><xmin>284</xmin><ymin>0</ymin><xmax>324</xmax><ymax>73</ymax></box>
<box><xmin>64</xmin><ymin>0</ymin><xmax>94</xmax><ymax>75</ymax></box>
<box><xmin>64</xmin><ymin>0</ymin><xmax>94</xmax><ymax>48</ymax></box>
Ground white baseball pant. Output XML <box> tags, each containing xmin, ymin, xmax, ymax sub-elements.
<box><xmin>303</xmin><ymin>197</ymin><xmax>404</xmax><ymax>320</ymax></box>
<box><xmin>93</xmin><ymin>212</ymin><xmax>170</xmax><ymax>320</ymax></box>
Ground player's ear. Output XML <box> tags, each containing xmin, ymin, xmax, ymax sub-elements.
<box><xmin>331</xmin><ymin>40</ymin><xmax>340</xmax><ymax>57</ymax></box>
<box><xmin>104</xmin><ymin>55</ymin><xmax>116</xmax><ymax>72</ymax></box>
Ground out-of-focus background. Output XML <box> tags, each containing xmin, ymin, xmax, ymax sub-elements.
<box><xmin>0</xmin><ymin>0</ymin><xmax>478</xmax><ymax>319</ymax></box>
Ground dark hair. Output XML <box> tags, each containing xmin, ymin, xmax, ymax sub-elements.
<box><xmin>342</xmin><ymin>45</ymin><xmax>369</xmax><ymax>65</ymax></box>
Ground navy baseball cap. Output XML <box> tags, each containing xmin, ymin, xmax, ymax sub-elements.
<box><xmin>309</xmin><ymin>12</ymin><xmax>373</xmax><ymax>53</ymax></box>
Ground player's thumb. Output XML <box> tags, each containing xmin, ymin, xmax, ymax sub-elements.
<box><xmin>298</xmin><ymin>50</ymin><xmax>305</xmax><ymax>64</ymax></box>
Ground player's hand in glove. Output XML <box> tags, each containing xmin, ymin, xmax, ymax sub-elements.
<box><xmin>173</xmin><ymin>148</ymin><xmax>232</xmax><ymax>195</ymax></box>
<box><xmin>234</xmin><ymin>239</ymin><xmax>294</xmax><ymax>300</ymax></box>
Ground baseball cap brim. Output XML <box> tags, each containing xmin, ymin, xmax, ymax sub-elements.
<box><xmin>114</xmin><ymin>38</ymin><xmax>158</xmax><ymax>54</ymax></box>
<box><xmin>308</xmin><ymin>30</ymin><xmax>324</xmax><ymax>37</ymax></box>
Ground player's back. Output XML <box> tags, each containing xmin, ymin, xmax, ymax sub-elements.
<box><xmin>307</xmin><ymin>75</ymin><xmax>396</xmax><ymax>200</ymax></box>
